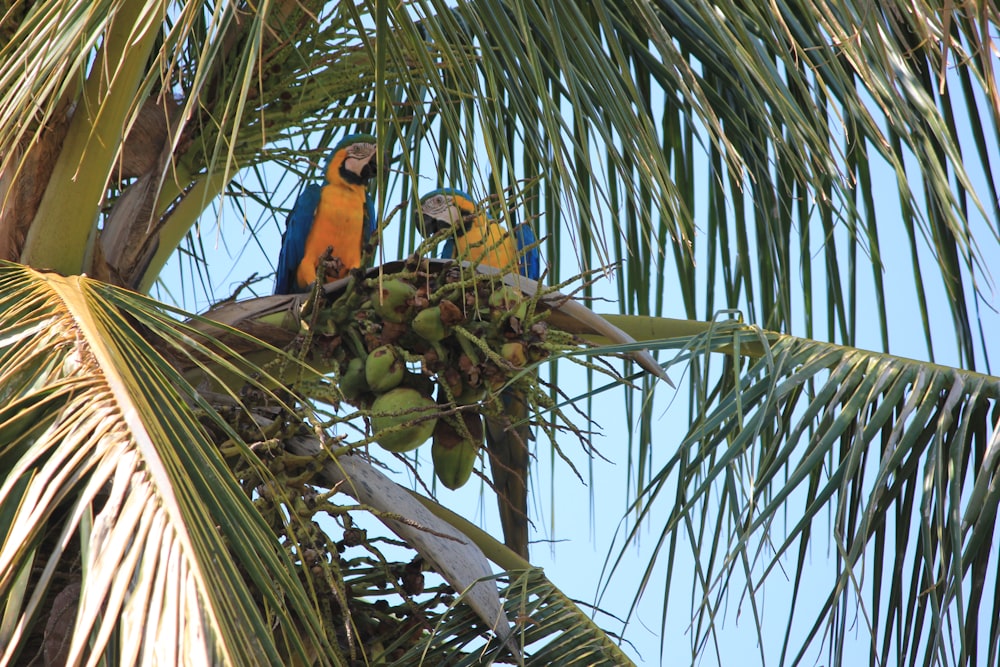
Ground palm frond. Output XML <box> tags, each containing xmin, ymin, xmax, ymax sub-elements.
<box><xmin>6</xmin><ymin>0</ymin><xmax>997</xmax><ymax>372</ymax></box>
<box><xmin>396</xmin><ymin>0</ymin><xmax>999</xmax><ymax>367</ymax></box>
<box><xmin>607</xmin><ymin>319</ymin><xmax>1000</xmax><ymax>664</ymax></box>
<box><xmin>0</xmin><ymin>261</ymin><xmax>331</xmax><ymax>665</ymax></box>
<box><xmin>385</xmin><ymin>568</ymin><xmax>635</xmax><ymax>666</ymax></box>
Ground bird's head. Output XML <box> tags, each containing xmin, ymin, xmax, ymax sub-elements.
<box><xmin>326</xmin><ymin>134</ymin><xmax>378</xmax><ymax>185</ymax></box>
<box><xmin>416</xmin><ymin>188</ymin><xmax>479</xmax><ymax>237</ymax></box>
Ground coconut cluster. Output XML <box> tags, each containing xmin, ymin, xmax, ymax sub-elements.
<box><xmin>307</xmin><ymin>258</ymin><xmax>553</xmax><ymax>490</ymax></box>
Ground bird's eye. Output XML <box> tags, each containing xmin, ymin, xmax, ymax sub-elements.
<box><xmin>348</xmin><ymin>143</ymin><xmax>375</xmax><ymax>158</ymax></box>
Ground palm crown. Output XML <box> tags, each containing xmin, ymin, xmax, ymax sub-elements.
<box><xmin>1</xmin><ymin>0</ymin><xmax>998</xmax><ymax>665</ymax></box>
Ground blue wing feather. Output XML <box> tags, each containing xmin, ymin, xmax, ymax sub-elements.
<box><xmin>363</xmin><ymin>189</ymin><xmax>377</xmax><ymax>247</ymax></box>
<box><xmin>274</xmin><ymin>184</ymin><xmax>322</xmax><ymax>294</ymax></box>
<box><xmin>440</xmin><ymin>238</ymin><xmax>456</xmax><ymax>260</ymax></box>
<box><xmin>514</xmin><ymin>223</ymin><xmax>540</xmax><ymax>280</ymax></box>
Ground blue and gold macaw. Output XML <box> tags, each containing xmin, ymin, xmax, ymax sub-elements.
<box><xmin>417</xmin><ymin>188</ymin><xmax>540</xmax><ymax>280</ymax></box>
<box><xmin>274</xmin><ymin>134</ymin><xmax>379</xmax><ymax>294</ymax></box>
<box><xmin>418</xmin><ymin>187</ymin><xmax>540</xmax><ymax>559</ymax></box>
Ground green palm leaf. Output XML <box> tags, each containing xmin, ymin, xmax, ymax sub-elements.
<box><xmin>0</xmin><ymin>261</ymin><xmax>330</xmax><ymax>665</ymax></box>
<box><xmin>607</xmin><ymin>320</ymin><xmax>1000</xmax><ymax>664</ymax></box>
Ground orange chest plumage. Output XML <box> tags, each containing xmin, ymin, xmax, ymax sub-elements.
<box><xmin>296</xmin><ymin>181</ymin><xmax>367</xmax><ymax>287</ymax></box>
<box><xmin>453</xmin><ymin>217</ymin><xmax>520</xmax><ymax>273</ymax></box>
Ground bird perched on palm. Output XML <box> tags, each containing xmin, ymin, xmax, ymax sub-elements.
<box><xmin>417</xmin><ymin>188</ymin><xmax>540</xmax><ymax>280</ymax></box>
<box><xmin>417</xmin><ymin>187</ymin><xmax>540</xmax><ymax>559</ymax></box>
<box><xmin>274</xmin><ymin>134</ymin><xmax>380</xmax><ymax>294</ymax></box>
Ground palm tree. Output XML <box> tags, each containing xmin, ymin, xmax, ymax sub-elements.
<box><xmin>2</xmin><ymin>0</ymin><xmax>997</xmax><ymax>664</ymax></box>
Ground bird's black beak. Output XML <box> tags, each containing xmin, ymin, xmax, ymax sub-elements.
<box><xmin>360</xmin><ymin>156</ymin><xmax>377</xmax><ymax>181</ymax></box>
<box><xmin>418</xmin><ymin>213</ymin><xmax>445</xmax><ymax>237</ymax></box>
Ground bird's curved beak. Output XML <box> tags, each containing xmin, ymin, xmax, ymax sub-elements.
<box><xmin>418</xmin><ymin>213</ymin><xmax>445</xmax><ymax>237</ymax></box>
<box><xmin>359</xmin><ymin>155</ymin><xmax>377</xmax><ymax>181</ymax></box>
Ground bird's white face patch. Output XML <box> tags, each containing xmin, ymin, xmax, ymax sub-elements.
<box><xmin>421</xmin><ymin>194</ymin><xmax>464</xmax><ymax>226</ymax></box>
<box><xmin>343</xmin><ymin>142</ymin><xmax>376</xmax><ymax>176</ymax></box>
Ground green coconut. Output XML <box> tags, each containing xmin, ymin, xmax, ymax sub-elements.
<box><xmin>412</xmin><ymin>306</ymin><xmax>448</xmax><ymax>342</ymax></box>
<box><xmin>372</xmin><ymin>279</ymin><xmax>416</xmax><ymax>323</ymax></box>
<box><xmin>370</xmin><ymin>388</ymin><xmax>438</xmax><ymax>452</ymax></box>
<box><xmin>365</xmin><ymin>345</ymin><xmax>405</xmax><ymax>393</ymax></box>
<box><xmin>431</xmin><ymin>413</ymin><xmax>482</xmax><ymax>489</ymax></box>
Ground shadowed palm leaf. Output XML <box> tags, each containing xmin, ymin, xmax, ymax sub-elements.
<box><xmin>0</xmin><ymin>262</ymin><xmax>329</xmax><ymax>664</ymax></box>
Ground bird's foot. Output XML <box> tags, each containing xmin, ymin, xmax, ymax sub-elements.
<box><xmin>320</xmin><ymin>246</ymin><xmax>345</xmax><ymax>281</ymax></box>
